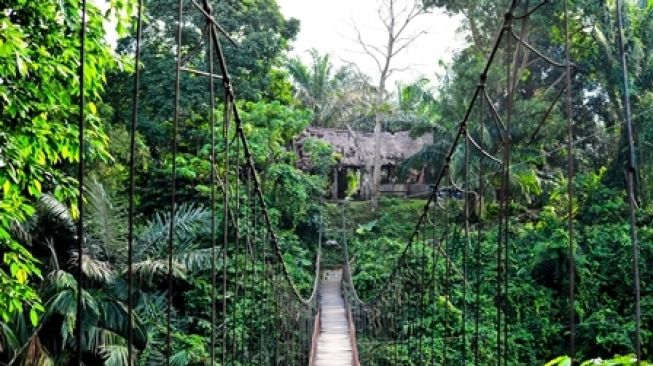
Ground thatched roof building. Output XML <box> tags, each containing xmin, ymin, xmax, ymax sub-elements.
<box><xmin>297</xmin><ymin>127</ymin><xmax>432</xmax><ymax>168</ymax></box>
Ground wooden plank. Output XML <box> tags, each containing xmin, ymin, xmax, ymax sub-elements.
<box><xmin>314</xmin><ymin>270</ymin><xmax>354</xmax><ymax>366</ymax></box>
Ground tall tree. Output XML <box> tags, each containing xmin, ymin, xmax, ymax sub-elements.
<box><xmin>352</xmin><ymin>0</ymin><xmax>429</xmax><ymax>206</ymax></box>
<box><xmin>105</xmin><ymin>0</ymin><xmax>300</xmax><ymax>155</ymax></box>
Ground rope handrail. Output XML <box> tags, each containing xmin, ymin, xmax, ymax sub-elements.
<box><xmin>338</xmin><ymin>1</ymin><xmax>519</xmax><ymax>307</ymax></box>
<box><xmin>193</xmin><ymin>0</ymin><xmax>323</xmax><ymax>308</ymax></box>
<box><xmin>236</xmin><ymin>122</ymin><xmax>322</xmax><ymax>306</ymax></box>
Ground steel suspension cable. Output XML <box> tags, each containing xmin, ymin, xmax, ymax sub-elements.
<box><xmin>463</xmin><ymin>124</ymin><xmax>471</xmax><ymax>365</ymax></box>
<box><xmin>189</xmin><ymin>23</ymin><xmax>328</xmax><ymax>341</ymax></box>
<box><xmin>509</xmin><ymin>30</ymin><xmax>567</xmax><ymax>69</ymax></box>
<box><xmin>564</xmin><ymin>0</ymin><xmax>576</xmax><ymax>362</ymax></box>
<box><xmin>344</xmin><ymin>1</ymin><xmax>521</xmax><ymax>309</ymax></box>
<box><xmin>503</xmin><ymin>11</ymin><xmax>515</xmax><ymax>364</ymax></box>
<box><xmin>443</xmin><ymin>200</ymin><xmax>451</xmax><ymax>366</ymax></box>
<box><xmin>75</xmin><ymin>0</ymin><xmax>88</xmax><ymax>364</ymax></box>
<box><xmin>243</xmin><ymin>169</ymin><xmax>252</xmax><ymax>363</ymax></box>
<box><xmin>337</xmin><ymin>2</ymin><xmax>576</xmax><ymax>362</ymax></box>
<box><xmin>616</xmin><ymin>1</ymin><xmax>642</xmax><ymax>363</ymax></box>
<box><xmin>431</xmin><ymin>197</ymin><xmax>437</xmax><ymax>366</ymax></box>
<box><xmin>231</xmin><ymin>121</ymin><xmax>241</xmax><ymax>362</ymax></box>
<box><xmin>206</xmin><ymin>3</ymin><xmax>218</xmax><ymax>361</ymax></box>
<box><xmin>189</xmin><ymin>5</ymin><xmax>234</xmax><ymax>361</ymax></box>
<box><xmin>513</xmin><ymin>0</ymin><xmax>549</xmax><ymax>20</ymax></box>
<box><xmin>166</xmin><ymin>0</ymin><xmax>183</xmax><ymax>363</ymax></box>
<box><xmin>418</xmin><ymin>222</ymin><xmax>426</xmax><ymax>364</ymax></box>
<box><xmin>221</xmin><ymin>75</ymin><xmax>232</xmax><ymax>366</ymax></box>
<box><xmin>474</xmin><ymin>77</ymin><xmax>487</xmax><ymax>366</ymax></box>
<box><xmin>127</xmin><ymin>0</ymin><xmax>144</xmax><ymax>363</ymax></box>
<box><xmin>165</xmin><ymin>0</ymin><xmax>184</xmax><ymax>366</ymax></box>
<box><xmin>233</xmin><ymin>111</ymin><xmax>321</xmax><ymax>305</ymax></box>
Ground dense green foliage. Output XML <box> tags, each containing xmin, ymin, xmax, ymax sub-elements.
<box><xmin>0</xmin><ymin>0</ymin><xmax>136</xmax><ymax>328</ymax></box>
<box><xmin>0</xmin><ymin>0</ymin><xmax>325</xmax><ymax>363</ymax></box>
<box><xmin>335</xmin><ymin>171</ymin><xmax>651</xmax><ymax>364</ymax></box>
<box><xmin>324</xmin><ymin>1</ymin><xmax>653</xmax><ymax>364</ymax></box>
<box><xmin>1</xmin><ymin>0</ymin><xmax>651</xmax><ymax>364</ymax></box>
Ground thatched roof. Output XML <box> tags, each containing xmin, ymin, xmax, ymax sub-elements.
<box><xmin>297</xmin><ymin>127</ymin><xmax>432</xmax><ymax>168</ymax></box>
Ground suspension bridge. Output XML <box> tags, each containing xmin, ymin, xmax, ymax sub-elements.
<box><xmin>64</xmin><ymin>0</ymin><xmax>643</xmax><ymax>365</ymax></box>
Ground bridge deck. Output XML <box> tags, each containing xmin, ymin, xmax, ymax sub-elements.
<box><xmin>314</xmin><ymin>270</ymin><xmax>354</xmax><ymax>366</ymax></box>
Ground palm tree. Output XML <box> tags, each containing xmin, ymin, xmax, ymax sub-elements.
<box><xmin>0</xmin><ymin>190</ymin><xmax>146</xmax><ymax>365</ymax></box>
<box><xmin>399</xmin><ymin>79</ymin><xmax>547</xmax><ymax>207</ymax></box>
<box><xmin>287</xmin><ymin>49</ymin><xmax>373</xmax><ymax>128</ymax></box>
<box><xmin>0</xmin><ymin>181</ymin><xmax>217</xmax><ymax>365</ymax></box>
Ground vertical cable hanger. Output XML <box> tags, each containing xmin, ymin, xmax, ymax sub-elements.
<box><xmin>167</xmin><ymin>0</ymin><xmax>184</xmax><ymax>364</ymax></box>
<box><xmin>500</xmin><ymin>4</ymin><xmax>518</xmax><ymax>362</ymax></box>
<box><xmin>463</xmin><ymin>119</ymin><xmax>470</xmax><ymax>366</ymax></box>
<box><xmin>255</xmin><ymin>178</ymin><xmax>265</xmax><ymax>364</ymax></box>
<box><xmin>503</xmin><ymin>12</ymin><xmax>513</xmax><ymax>366</ymax></box>
<box><xmin>474</xmin><ymin>75</ymin><xmax>487</xmax><ymax>366</ymax></box>
<box><xmin>229</xmin><ymin>123</ymin><xmax>237</xmax><ymax>363</ymax></box>
<box><xmin>563</xmin><ymin>0</ymin><xmax>576</xmax><ymax>362</ymax></box>
<box><xmin>616</xmin><ymin>1</ymin><xmax>642</xmax><ymax>364</ymax></box>
<box><xmin>75</xmin><ymin>0</ymin><xmax>88</xmax><ymax>364</ymax></box>
<box><xmin>222</xmin><ymin>92</ymin><xmax>231</xmax><ymax>365</ymax></box>
<box><xmin>431</xmin><ymin>194</ymin><xmax>437</xmax><ymax>366</ymax></box>
<box><xmin>443</xmin><ymin>186</ymin><xmax>451</xmax><ymax>366</ymax></box>
<box><xmin>393</xmin><ymin>280</ymin><xmax>398</xmax><ymax>364</ymax></box>
<box><xmin>418</xmin><ymin>219</ymin><xmax>425</xmax><ymax>365</ymax></box>
<box><xmin>242</xmin><ymin>162</ymin><xmax>252</xmax><ymax>364</ymax></box>
<box><xmin>409</xmin><ymin>231</ymin><xmax>418</xmax><ymax>364</ymax></box>
<box><xmin>127</xmin><ymin>0</ymin><xmax>144</xmax><ymax>363</ymax></box>
<box><xmin>496</xmin><ymin>69</ymin><xmax>504</xmax><ymax>366</ymax></box>
<box><xmin>215</xmin><ymin>28</ymin><xmax>232</xmax><ymax>366</ymax></box>
<box><xmin>205</xmin><ymin>2</ymin><xmax>218</xmax><ymax>363</ymax></box>
<box><xmin>191</xmin><ymin>3</ymin><xmax>236</xmax><ymax>361</ymax></box>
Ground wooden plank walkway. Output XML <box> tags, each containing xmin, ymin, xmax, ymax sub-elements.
<box><xmin>314</xmin><ymin>269</ymin><xmax>354</xmax><ymax>366</ymax></box>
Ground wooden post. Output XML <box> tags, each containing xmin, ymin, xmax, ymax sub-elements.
<box><xmin>332</xmin><ymin>166</ymin><xmax>339</xmax><ymax>200</ymax></box>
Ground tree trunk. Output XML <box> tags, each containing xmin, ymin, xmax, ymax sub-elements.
<box><xmin>371</xmin><ymin>116</ymin><xmax>382</xmax><ymax>209</ymax></box>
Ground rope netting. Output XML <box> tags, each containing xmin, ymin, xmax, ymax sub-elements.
<box><xmin>73</xmin><ymin>0</ymin><xmax>324</xmax><ymax>364</ymax></box>
<box><xmin>336</xmin><ymin>0</ymin><xmax>643</xmax><ymax>365</ymax></box>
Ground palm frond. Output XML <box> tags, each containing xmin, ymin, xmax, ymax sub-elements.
<box><xmin>10</xmin><ymin>218</ymin><xmax>34</xmax><ymax>246</ymax></box>
<box><xmin>136</xmin><ymin>203</ymin><xmax>210</xmax><ymax>259</ymax></box>
<box><xmin>100</xmin><ymin>343</ymin><xmax>130</xmax><ymax>366</ymax></box>
<box><xmin>42</xmin><ymin>273</ymin><xmax>101</xmax><ymax>348</ymax></box>
<box><xmin>38</xmin><ymin>193</ymin><xmax>75</xmax><ymax>233</ymax></box>
<box><xmin>137</xmin><ymin>293</ymin><xmax>169</xmax><ymax>325</ymax></box>
<box><xmin>169</xmin><ymin>350</ymin><xmax>191</xmax><ymax>366</ymax></box>
<box><xmin>68</xmin><ymin>252</ymin><xmax>116</xmax><ymax>285</ymax></box>
<box><xmin>43</xmin><ymin>290</ymin><xmax>77</xmax><ymax>346</ymax></box>
<box><xmin>137</xmin><ymin>332</ymin><xmax>166</xmax><ymax>366</ymax></box>
<box><xmin>95</xmin><ymin>298</ymin><xmax>147</xmax><ymax>351</ymax></box>
<box><xmin>175</xmin><ymin>246</ymin><xmax>223</xmax><ymax>273</ymax></box>
<box><xmin>85</xmin><ymin>179</ymin><xmax>127</xmax><ymax>263</ymax></box>
<box><xmin>0</xmin><ymin>321</ymin><xmax>20</xmax><ymax>356</ymax></box>
<box><xmin>43</xmin><ymin>270</ymin><xmax>77</xmax><ymax>294</ymax></box>
<box><xmin>287</xmin><ymin>49</ymin><xmax>374</xmax><ymax>127</ymax></box>
<box><xmin>86</xmin><ymin>326</ymin><xmax>124</xmax><ymax>355</ymax></box>
<box><xmin>131</xmin><ymin>259</ymin><xmax>186</xmax><ymax>287</ymax></box>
